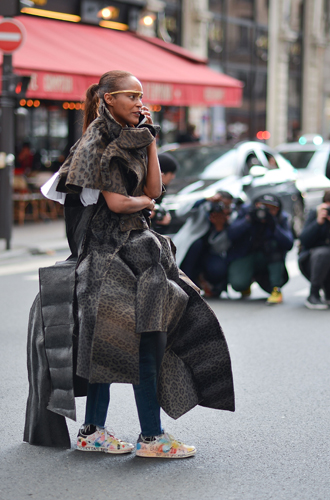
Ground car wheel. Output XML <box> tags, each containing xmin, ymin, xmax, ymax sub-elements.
<box><xmin>291</xmin><ymin>198</ymin><xmax>305</xmax><ymax>238</ymax></box>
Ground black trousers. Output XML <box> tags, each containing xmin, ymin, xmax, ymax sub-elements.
<box><xmin>298</xmin><ymin>246</ymin><xmax>330</xmax><ymax>295</ymax></box>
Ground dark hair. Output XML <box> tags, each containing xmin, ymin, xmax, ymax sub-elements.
<box><xmin>158</xmin><ymin>153</ymin><xmax>179</xmax><ymax>174</ymax></box>
<box><xmin>323</xmin><ymin>189</ymin><xmax>330</xmax><ymax>203</ymax></box>
<box><xmin>83</xmin><ymin>70</ymin><xmax>134</xmax><ymax>133</ymax></box>
<box><xmin>217</xmin><ymin>190</ymin><xmax>233</xmax><ymax>200</ymax></box>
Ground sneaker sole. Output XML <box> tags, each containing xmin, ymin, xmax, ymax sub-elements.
<box><xmin>77</xmin><ymin>445</ymin><xmax>134</xmax><ymax>454</ymax></box>
<box><xmin>305</xmin><ymin>301</ymin><xmax>328</xmax><ymax>310</ymax></box>
<box><xmin>136</xmin><ymin>450</ymin><xmax>196</xmax><ymax>459</ymax></box>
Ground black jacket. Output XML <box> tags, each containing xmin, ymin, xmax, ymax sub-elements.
<box><xmin>299</xmin><ymin>209</ymin><xmax>330</xmax><ymax>251</ymax></box>
<box><xmin>227</xmin><ymin>204</ymin><xmax>294</xmax><ymax>261</ymax></box>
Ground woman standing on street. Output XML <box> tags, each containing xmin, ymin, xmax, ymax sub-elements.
<box><xmin>24</xmin><ymin>70</ymin><xmax>235</xmax><ymax>458</ymax></box>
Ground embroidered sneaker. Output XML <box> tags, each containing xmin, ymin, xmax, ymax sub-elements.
<box><xmin>267</xmin><ymin>287</ymin><xmax>283</xmax><ymax>304</ymax></box>
<box><xmin>77</xmin><ymin>425</ymin><xmax>134</xmax><ymax>454</ymax></box>
<box><xmin>136</xmin><ymin>432</ymin><xmax>196</xmax><ymax>459</ymax></box>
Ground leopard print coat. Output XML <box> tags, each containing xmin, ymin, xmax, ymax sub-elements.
<box><xmin>55</xmin><ymin>102</ymin><xmax>235</xmax><ymax>418</ymax></box>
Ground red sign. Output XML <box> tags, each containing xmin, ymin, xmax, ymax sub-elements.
<box><xmin>0</xmin><ymin>18</ymin><xmax>26</xmax><ymax>54</ymax></box>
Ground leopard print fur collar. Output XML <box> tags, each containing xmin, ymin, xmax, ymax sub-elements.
<box><xmin>57</xmin><ymin>101</ymin><xmax>160</xmax><ymax>194</ymax></box>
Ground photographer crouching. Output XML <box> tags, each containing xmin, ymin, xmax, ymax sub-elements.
<box><xmin>150</xmin><ymin>152</ymin><xmax>178</xmax><ymax>231</ymax></box>
<box><xmin>227</xmin><ymin>194</ymin><xmax>294</xmax><ymax>304</ymax></box>
<box><xmin>298</xmin><ymin>189</ymin><xmax>330</xmax><ymax>310</ymax></box>
<box><xmin>172</xmin><ymin>191</ymin><xmax>235</xmax><ymax>297</ymax></box>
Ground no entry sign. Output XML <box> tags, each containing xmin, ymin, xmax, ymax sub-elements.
<box><xmin>0</xmin><ymin>18</ymin><xmax>26</xmax><ymax>53</ymax></box>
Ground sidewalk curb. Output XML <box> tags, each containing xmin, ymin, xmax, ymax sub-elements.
<box><xmin>0</xmin><ymin>239</ymin><xmax>69</xmax><ymax>261</ymax></box>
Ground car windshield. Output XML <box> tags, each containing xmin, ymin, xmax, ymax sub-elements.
<box><xmin>279</xmin><ymin>151</ymin><xmax>315</xmax><ymax>169</ymax></box>
<box><xmin>164</xmin><ymin>145</ymin><xmax>234</xmax><ymax>179</ymax></box>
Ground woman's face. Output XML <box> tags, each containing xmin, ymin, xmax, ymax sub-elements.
<box><xmin>104</xmin><ymin>76</ymin><xmax>143</xmax><ymax>127</ymax></box>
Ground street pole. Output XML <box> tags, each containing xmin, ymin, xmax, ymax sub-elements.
<box><xmin>266</xmin><ymin>0</ymin><xmax>278</xmax><ymax>148</ymax></box>
<box><xmin>0</xmin><ymin>54</ymin><xmax>15</xmax><ymax>250</ymax></box>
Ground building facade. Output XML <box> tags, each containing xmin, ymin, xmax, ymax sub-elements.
<box><xmin>5</xmin><ymin>0</ymin><xmax>330</xmax><ymax>156</ymax></box>
<box><xmin>180</xmin><ymin>0</ymin><xmax>330</xmax><ymax>146</ymax></box>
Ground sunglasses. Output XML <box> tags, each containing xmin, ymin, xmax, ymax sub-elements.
<box><xmin>109</xmin><ymin>90</ymin><xmax>143</xmax><ymax>101</ymax></box>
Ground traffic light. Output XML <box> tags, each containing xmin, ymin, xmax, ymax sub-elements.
<box><xmin>7</xmin><ymin>74</ymin><xmax>31</xmax><ymax>98</ymax></box>
<box><xmin>14</xmin><ymin>75</ymin><xmax>31</xmax><ymax>97</ymax></box>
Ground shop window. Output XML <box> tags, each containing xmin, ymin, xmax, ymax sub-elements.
<box><xmin>33</xmin><ymin>107</ymin><xmax>48</xmax><ymax>138</ymax></box>
<box><xmin>50</xmin><ymin>109</ymin><xmax>68</xmax><ymax>139</ymax></box>
<box><xmin>164</xmin><ymin>0</ymin><xmax>181</xmax><ymax>45</ymax></box>
<box><xmin>289</xmin><ymin>39</ymin><xmax>302</xmax><ymax>72</ymax></box>
<box><xmin>255</xmin><ymin>0</ymin><xmax>269</xmax><ymax>25</ymax></box>
<box><xmin>208</xmin><ymin>19</ymin><xmax>224</xmax><ymax>58</ymax></box>
<box><xmin>226</xmin><ymin>23</ymin><xmax>252</xmax><ymax>64</ymax></box>
<box><xmin>29</xmin><ymin>105</ymin><xmax>69</xmax><ymax>167</ymax></box>
<box><xmin>287</xmin><ymin>73</ymin><xmax>301</xmax><ymax>141</ymax></box>
<box><xmin>227</xmin><ymin>69</ymin><xmax>251</xmax><ymax>101</ymax></box>
<box><xmin>255</xmin><ymin>29</ymin><xmax>268</xmax><ymax>65</ymax></box>
<box><xmin>209</xmin><ymin>0</ymin><xmax>224</xmax><ymax>14</ymax></box>
<box><xmin>290</xmin><ymin>0</ymin><xmax>304</xmax><ymax>33</ymax></box>
<box><xmin>288</xmin><ymin>76</ymin><xmax>301</xmax><ymax>109</ymax></box>
<box><xmin>254</xmin><ymin>72</ymin><xmax>267</xmax><ymax>101</ymax></box>
<box><xmin>227</xmin><ymin>0</ymin><xmax>254</xmax><ymax>20</ymax></box>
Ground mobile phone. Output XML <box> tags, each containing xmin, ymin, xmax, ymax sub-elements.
<box><xmin>137</xmin><ymin>113</ymin><xmax>147</xmax><ymax>127</ymax></box>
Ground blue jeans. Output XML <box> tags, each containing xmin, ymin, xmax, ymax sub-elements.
<box><xmin>202</xmin><ymin>253</ymin><xmax>228</xmax><ymax>286</ymax></box>
<box><xmin>84</xmin><ymin>331</ymin><xmax>166</xmax><ymax>437</ymax></box>
<box><xmin>180</xmin><ymin>238</ymin><xmax>205</xmax><ymax>284</ymax></box>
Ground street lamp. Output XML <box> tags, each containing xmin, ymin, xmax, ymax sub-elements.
<box><xmin>141</xmin><ymin>14</ymin><xmax>156</xmax><ymax>26</ymax></box>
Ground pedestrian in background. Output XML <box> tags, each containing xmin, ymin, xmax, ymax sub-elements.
<box><xmin>298</xmin><ymin>189</ymin><xmax>330</xmax><ymax>309</ymax></box>
<box><xmin>25</xmin><ymin>70</ymin><xmax>235</xmax><ymax>458</ymax></box>
<box><xmin>150</xmin><ymin>152</ymin><xmax>178</xmax><ymax>230</ymax></box>
<box><xmin>15</xmin><ymin>141</ymin><xmax>34</xmax><ymax>176</ymax></box>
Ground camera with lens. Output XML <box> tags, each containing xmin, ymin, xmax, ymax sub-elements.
<box><xmin>251</xmin><ymin>204</ymin><xmax>269</xmax><ymax>221</ymax></box>
<box><xmin>153</xmin><ymin>204</ymin><xmax>167</xmax><ymax>222</ymax></box>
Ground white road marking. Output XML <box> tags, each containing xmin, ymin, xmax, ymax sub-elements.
<box><xmin>23</xmin><ymin>275</ymin><xmax>39</xmax><ymax>281</ymax></box>
<box><xmin>0</xmin><ymin>256</ymin><xmax>68</xmax><ymax>276</ymax></box>
<box><xmin>286</xmin><ymin>259</ymin><xmax>300</xmax><ymax>278</ymax></box>
<box><xmin>293</xmin><ymin>288</ymin><xmax>309</xmax><ymax>297</ymax></box>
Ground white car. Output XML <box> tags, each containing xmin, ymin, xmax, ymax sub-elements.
<box><xmin>276</xmin><ymin>135</ymin><xmax>330</xmax><ymax>211</ymax></box>
<box><xmin>158</xmin><ymin>141</ymin><xmax>304</xmax><ymax>236</ymax></box>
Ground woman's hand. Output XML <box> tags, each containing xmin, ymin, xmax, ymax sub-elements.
<box><xmin>145</xmin><ymin>197</ymin><xmax>156</xmax><ymax>211</ymax></box>
<box><xmin>140</xmin><ymin>105</ymin><xmax>153</xmax><ymax>124</ymax></box>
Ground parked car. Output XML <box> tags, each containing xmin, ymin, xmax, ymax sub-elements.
<box><xmin>158</xmin><ymin>141</ymin><xmax>305</xmax><ymax>236</ymax></box>
<box><xmin>276</xmin><ymin>135</ymin><xmax>330</xmax><ymax>212</ymax></box>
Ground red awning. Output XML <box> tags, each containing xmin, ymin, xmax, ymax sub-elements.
<box><xmin>1</xmin><ymin>15</ymin><xmax>243</xmax><ymax>107</ymax></box>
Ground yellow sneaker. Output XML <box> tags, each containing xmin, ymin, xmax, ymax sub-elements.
<box><xmin>267</xmin><ymin>287</ymin><xmax>282</xmax><ymax>304</ymax></box>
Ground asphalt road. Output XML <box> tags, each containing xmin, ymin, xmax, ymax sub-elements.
<box><xmin>0</xmin><ymin>248</ymin><xmax>329</xmax><ymax>500</ymax></box>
